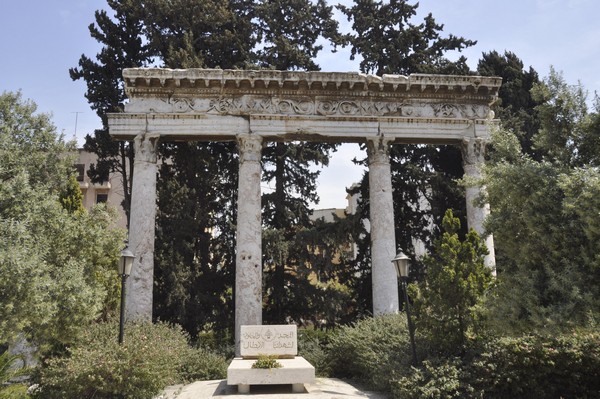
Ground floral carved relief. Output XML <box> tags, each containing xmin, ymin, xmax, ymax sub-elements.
<box><xmin>161</xmin><ymin>95</ymin><xmax>489</xmax><ymax>119</ymax></box>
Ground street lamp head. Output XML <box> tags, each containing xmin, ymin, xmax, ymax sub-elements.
<box><xmin>392</xmin><ymin>250</ymin><xmax>410</xmax><ymax>279</ymax></box>
<box><xmin>119</xmin><ymin>246</ymin><xmax>135</xmax><ymax>276</ymax></box>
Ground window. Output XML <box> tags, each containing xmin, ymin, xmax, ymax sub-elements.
<box><xmin>75</xmin><ymin>164</ymin><xmax>85</xmax><ymax>182</ymax></box>
<box><xmin>96</xmin><ymin>193</ymin><xmax>108</xmax><ymax>204</ymax></box>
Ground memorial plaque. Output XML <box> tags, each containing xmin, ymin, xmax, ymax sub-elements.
<box><xmin>240</xmin><ymin>325</ymin><xmax>297</xmax><ymax>358</ymax></box>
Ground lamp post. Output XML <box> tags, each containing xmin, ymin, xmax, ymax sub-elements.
<box><xmin>392</xmin><ymin>250</ymin><xmax>418</xmax><ymax>365</ymax></box>
<box><xmin>118</xmin><ymin>246</ymin><xmax>135</xmax><ymax>344</ymax></box>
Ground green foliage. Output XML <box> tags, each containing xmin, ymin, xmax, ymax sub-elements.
<box><xmin>0</xmin><ymin>350</ymin><xmax>30</xmax><ymax>399</ymax></box>
<box><xmin>477</xmin><ymin>51</ymin><xmax>541</xmax><ymax>158</ymax></box>
<box><xmin>298</xmin><ymin>328</ymin><xmax>331</xmax><ymax>377</ymax></box>
<box><xmin>251</xmin><ymin>355</ymin><xmax>282</xmax><ymax>369</ymax></box>
<box><xmin>0</xmin><ymin>92</ymin><xmax>125</xmax><ymax>355</ymax></box>
<box><xmin>70</xmin><ymin>0</ymin><xmax>150</xmax><ymax>224</ymax></box>
<box><xmin>178</xmin><ymin>346</ymin><xmax>228</xmax><ymax>383</ymax></box>
<box><xmin>154</xmin><ymin>142</ymin><xmax>238</xmax><ymax>338</ymax></box>
<box><xmin>391</xmin><ymin>358</ymin><xmax>470</xmax><ymax>399</ymax></box>
<box><xmin>327</xmin><ymin>314</ymin><xmax>413</xmax><ymax>391</ymax></box>
<box><xmin>484</xmin><ymin>70</ymin><xmax>600</xmax><ymax>333</ymax></box>
<box><xmin>390</xmin><ymin>330</ymin><xmax>600</xmax><ymax>399</ymax></box>
<box><xmin>413</xmin><ymin>209</ymin><xmax>491</xmax><ymax>354</ymax></box>
<box><xmin>339</xmin><ymin>0</ymin><xmax>475</xmax><ymax>76</ymax></box>
<box><xmin>59</xmin><ymin>173</ymin><xmax>85</xmax><ymax>214</ymax></box>
<box><xmin>141</xmin><ymin>0</ymin><xmax>257</xmax><ymax>69</ymax></box>
<box><xmin>34</xmin><ymin>321</ymin><xmax>190</xmax><ymax>399</ymax></box>
<box><xmin>255</xmin><ymin>0</ymin><xmax>340</xmax><ymax>70</ymax></box>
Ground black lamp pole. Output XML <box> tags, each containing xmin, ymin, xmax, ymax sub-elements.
<box><xmin>119</xmin><ymin>273</ymin><xmax>128</xmax><ymax>344</ymax></box>
<box><xmin>401</xmin><ymin>276</ymin><xmax>418</xmax><ymax>365</ymax></box>
<box><xmin>392</xmin><ymin>250</ymin><xmax>418</xmax><ymax>366</ymax></box>
<box><xmin>118</xmin><ymin>246</ymin><xmax>135</xmax><ymax>344</ymax></box>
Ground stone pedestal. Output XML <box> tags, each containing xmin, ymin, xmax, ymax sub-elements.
<box><xmin>235</xmin><ymin>135</ymin><xmax>263</xmax><ymax>356</ymax></box>
<box><xmin>367</xmin><ymin>137</ymin><xmax>399</xmax><ymax>315</ymax></box>
<box><xmin>462</xmin><ymin>137</ymin><xmax>496</xmax><ymax>272</ymax></box>
<box><xmin>127</xmin><ymin>132</ymin><xmax>160</xmax><ymax>321</ymax></box>
<box><xmin>227</xmin><ymin>357</ymin><xmax>314</xmax><ymax>393</ymax></box>
<box><xmin>228</xmin><ymin>324</ymin><xmax>314</xmax><ymax>393</ymax></box>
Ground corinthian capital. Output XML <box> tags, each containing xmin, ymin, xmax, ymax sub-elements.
<box><xmin>237</xmin><ymin>134</ymin><xmax>263</xmax><ymax>163</ymax></box>
<box><xmin>461</xmin><ymin>137</ymin><xmax>487</xmax><ymax>166</ymax></box>
<box><xmin>366</xmin><ymin>136</ymin><xmax>393</xmax><ymax>165</ymax></box>
<box><xmin>134</xmin><ymin>132</ymin><xmax>160</xmax><ymax>163</ymax></box>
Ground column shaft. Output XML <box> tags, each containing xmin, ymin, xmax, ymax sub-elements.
<box><xmin>127</xmin><ymin>133</ymin><xmax>160</xmax><ymax>321</ymax></box>
<box><xmin>461</xmin><ymin>138</ymin><xmax>496</xmax><ymax>272</ymax></box>
<box><xmin>235</xmin><ymin>134</ymin><xmax>263</xmax><ymax>356</ymax></box>
<box><xmin>367</xmin><ymin>137</ymin><xmax>399</xmax><ymax>315</ymax></box>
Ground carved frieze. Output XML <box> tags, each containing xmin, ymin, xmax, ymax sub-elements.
<box><xmin>158</xmin><ymin>95</ymin><xmax>491</xmax><ymax>119</ymax></box>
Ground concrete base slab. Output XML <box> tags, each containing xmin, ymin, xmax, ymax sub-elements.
<box><xmin>155</xmin><ymin>377</ymin><xmax>389</xmax><ymax>399</ymax></box>
<box><xmin>227</xmin><ymin>356</ymin><xmax>315</xmax><ymax>393</ymax></box>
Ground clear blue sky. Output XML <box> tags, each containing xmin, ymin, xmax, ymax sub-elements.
<box><xmin>1</xmin><ymin>0</ymin><xmax>599</xmax><ymax>208</ymax></box>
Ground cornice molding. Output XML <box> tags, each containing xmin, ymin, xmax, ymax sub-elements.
<box><xmin>122</xmin><ymin>68</ymin><xmax>501</xmax><ymax>101</ymax></box>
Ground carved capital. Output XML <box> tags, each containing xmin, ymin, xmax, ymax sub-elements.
<box><xmin>366</xmin><ymin>136</ymin><xmax>393</xmax><ymax>165</ymax></box>
<box><xmin>237</xmin><ymin>134</ymin><xmax>263</xmax><ymax>163</ymax></box>
<box><xmin>461</xmin><ymin>137</ymin><xmax>487</xmax><ymax>166</ymax></box>
<box><xmin>134</xmin><ymin>133</ymin><xmax>160</xmax><ymax>163</ymax></box>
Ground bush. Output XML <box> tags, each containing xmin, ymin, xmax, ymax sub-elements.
<box><xmin>178</xmin><ymin>346</ymin><xmax>228</xmax><ymax>383</ymax></box>
<box><xmin>390</xmin><ymin>330</ymin><xmax>600</xmax><ymax>399</ymax></box>
<box><xmin>466</xmin><ymin>331</ymin><xmax>600</xmax><ymax>398</ymax></box>
<box><xmin>327</xmin><ymin>314</ymin><xmax>413</xmax><ymax>391</ymax></box>
<box><xmin>34</xmin><ymin>321</ymin><xmax>190</xmax><ymax>399</ymax></box>
<box><xmin>298</xmin><ymin>328</ymin><xmax>331</xmax><ymax>377</ymax></box>
<box><xmin>391</xmin><ymin>358</ymin><xmax>474</xmax><ymax>399</ymax></box>
<box><xmin>0</xmin><ymin>349</ymin><xmax>30</xmax><ymax>399</ymax></box>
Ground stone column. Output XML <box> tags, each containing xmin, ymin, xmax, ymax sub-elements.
<box><xmin>461</xmin><ymin>137</ymin><xmax>496</xmax><ymax>272</ymax></box>
<box><xmin>127</xmin><ymin>132</ymin><xmax>160</xmax><ymax>321</ymax></box>
<box><xmin>367</xmin><ymin>136</ymin><xmax>400</xmax><ymax>315</ymax></box>
<box><xmin>235</xmin><ymin>134</ymin><xmax>263</xmax><ymax>356</ymax></box>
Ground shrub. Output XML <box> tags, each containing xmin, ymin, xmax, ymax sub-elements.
<box><xmin>0</xmin><ymin>349</ymin><xmax>29</xmax><ymax>399</ymax></box>
<box><xmin>251</xmin><ymin>355</ymin><xmax>282</xmax><ymax>369</ymax></box>
<box><xmin>34</xmin><ymin>321</ymin><xmax>190</xmax><ymax>399</ymax></box>
<box><xmin>391</xmin><ymin>358</ymin><xmax>475</xmax><ymax>399</ymax></box>
<box><xmin>327</xmin><ymin>314</ymin><xmax>413</xmax><ymax>391</ymax></box>
<box><xmin>178</xmin><ymin>346</ymin><xmax>228</xmax><ymax>383</ymax></box>
<box><xmin>466</xmin><ymin>331</ymin><xmax>600</xmax><ymax>398</ymax></box>
<box><xmin>298</xmin><ymin>328</ymin><xmax>331</xmax><ymax>377</ymax></box>
<box><xmin>390</xmin><ymin>330</ymin><xmax>600</xmax><ymax>399</ymax></box>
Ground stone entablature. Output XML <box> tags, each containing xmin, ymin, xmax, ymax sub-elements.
<box><xmin>109</xmin><ymin>69</ymin><xmax>500</xmax><ymax>143</ymax></box>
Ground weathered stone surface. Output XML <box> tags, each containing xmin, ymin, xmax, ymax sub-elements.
<box><xmin>227</xmin><ymin>357</ymin><xmax>315</xmax><ymax>393</ymax></box>
<box><xmin>109</xmin><ymin>69</ymin><xmax>500</xmax><ymax>144</ymax></box>
<box><xmin>461</xmin><ymin>137</ymin><xmax>496</xmax><ymax>273</ymax></box>
<box><xmin>235</xmin><ymin>135</ymin><xmax>263</xmax><ymax>356</ymax></box>
<box><xmin>240</xmin><ymin>325</ymin><xmax>297</xmax><ymax>358</ymax></box>
<box><xmin>367</xmin><ymin>137</ymin><xmax>399</xmax><ymax>315</ymax></box>
<box><xmin>127</xmin><ymin>132</ymin><xmax>160</xmax><ymax>321</ymax></box>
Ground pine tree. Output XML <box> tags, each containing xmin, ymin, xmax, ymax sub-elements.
<box><xmin>338</xmin><ymin>0</ymin><xmax>474</xmax><ymax>76</ymax></box>
<box><xmin>413</xmin><ymin>209</ymin><xmax>491</xmax><ymax>354</ymax></box>
<box><xmin>477</xmin><ymin>50</ymin><xmax>542</xmax><ymax>158</ymax></box>
<box><xmin>69</xmin><ymin>0</ymin><xmax>152</xmax><ymax>226</ymax></box>
<box><xmin>59</xmin><ymin>173</ymin><xmax>85</xmax><ymax>214</ymax></box>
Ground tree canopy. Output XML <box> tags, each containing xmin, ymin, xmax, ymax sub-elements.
<box><xmin>483</xmin><ymin>70</ymin><xmax>600</xmax><ymax>333</ymax></box>
<box><xmin>0</xmin><ymin>91</ymin><xmax>124</xmax><ymax>355</ymax></box>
